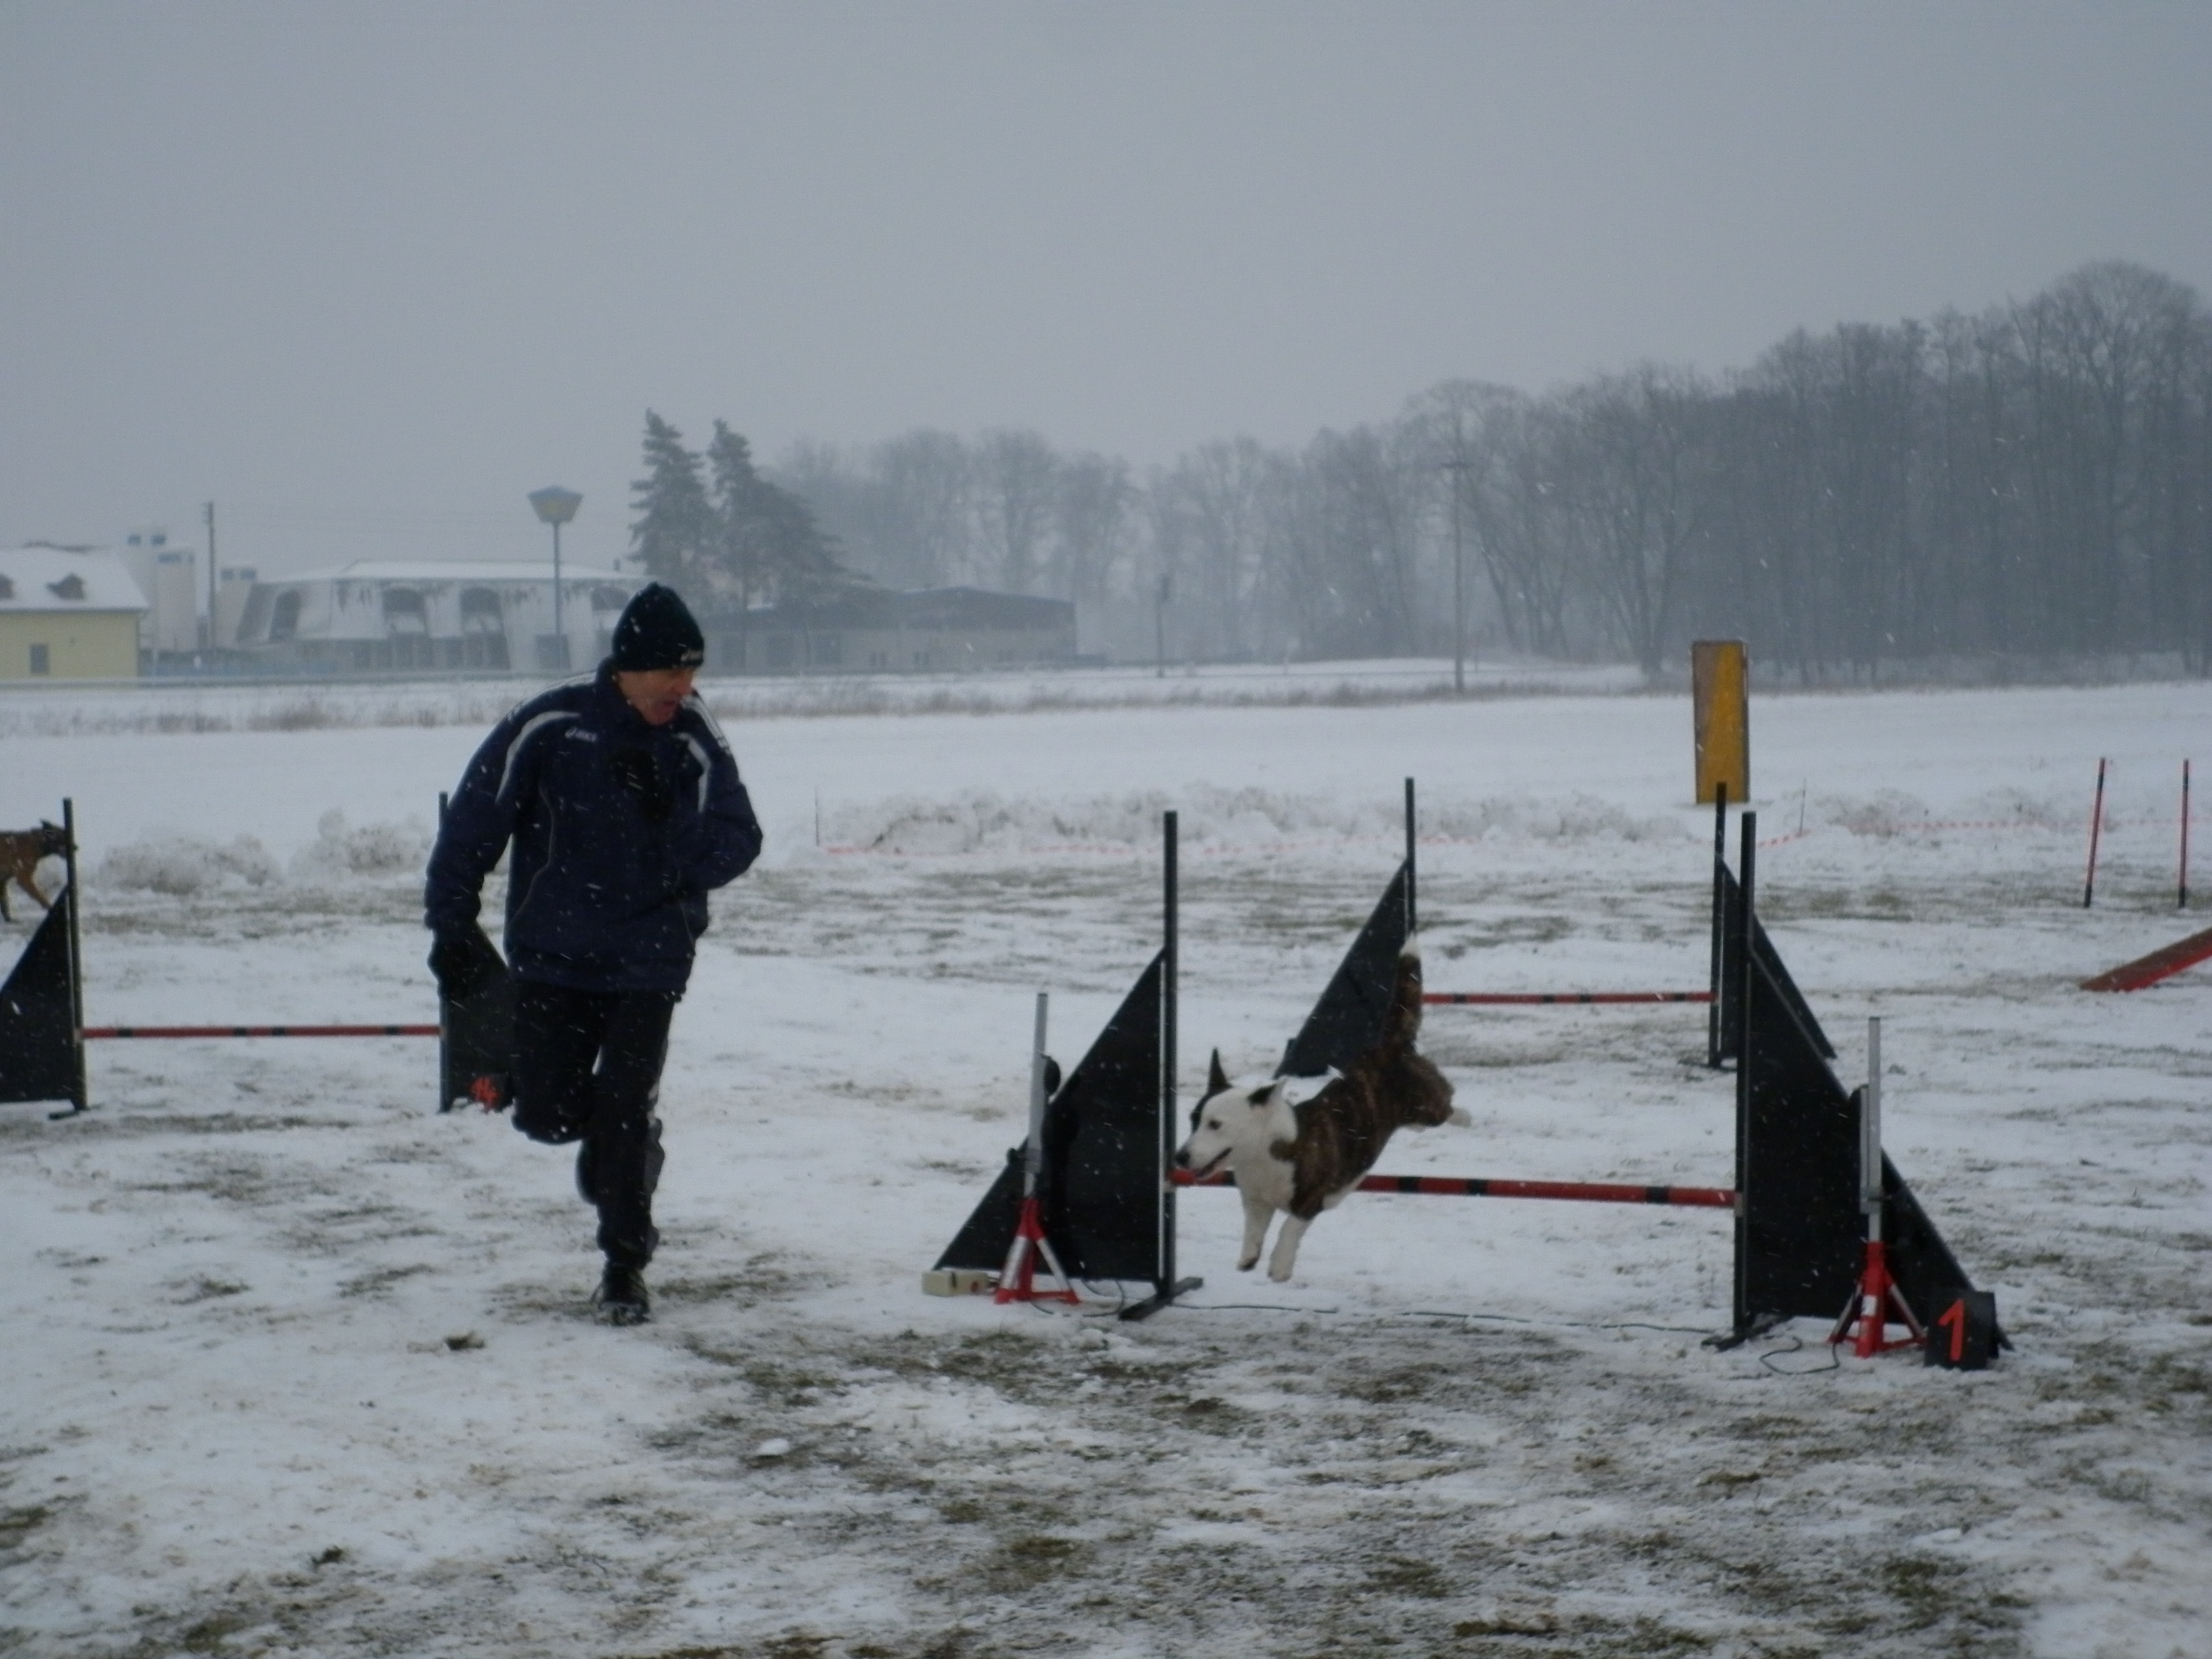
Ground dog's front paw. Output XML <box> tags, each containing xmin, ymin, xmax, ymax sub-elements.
<box><xmin>1237</xmin><ymin>1252</ymin><xmax>1259</xmax><ymax>1271</ymax></box>
<box><xmin>1267</xmin><ymin>1263</ymin><xmax>1293</xmax><ymax>1284</ymax></box>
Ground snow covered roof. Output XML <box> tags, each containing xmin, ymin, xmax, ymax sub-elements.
<box><xmin>265</xmin><ymin>560</ymin><xmax>635</xmax><ymax>586</ymax></box>
<box><xmin>0</xmin><ymin>545</ymin><xmax>149</xmax><ymax>613</ymax></box>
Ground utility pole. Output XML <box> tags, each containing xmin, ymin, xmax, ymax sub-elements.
<box><xmin>1441</xmin><ymin>455</ymin><xmax>1470</xmax><ymax>694</ymax></box>
<box><xmin>203</xmin><ymin>501</ymin><xmax>217</xmax><ymax>655</ymax></box>
<box><xmin>1155</xmin><ymin>572</ymin><xmax>1170</xmax><ymax>678</ymax></box>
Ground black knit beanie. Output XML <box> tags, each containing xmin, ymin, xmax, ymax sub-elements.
<box><xmin>611</xmin><ymin>583</ymin><xmax>705</xmax><ymax>671</ymax></box>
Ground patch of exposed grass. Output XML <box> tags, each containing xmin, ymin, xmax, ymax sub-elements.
<box><xmin>986</xmin><ymin>1532</ymin><xmax>1089</xmax><ymax>1592</ymax></box>
<box><xmin>1366</xmin><ymin>1555</ymin><xmax>1452</xmax><ymax>1599</ymax></box>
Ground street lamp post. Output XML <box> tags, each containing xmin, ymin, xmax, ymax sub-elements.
<box><xmin>1441</xmin><ymin>456</ymin><xmax>1470</xmax><ymax>693</ymax></box>
<box><xmin>527</xmin><ymin>487</ymin><xmax>583</xmax><ymax>671</ymax></box>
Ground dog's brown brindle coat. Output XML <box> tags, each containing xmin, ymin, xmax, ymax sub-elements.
<box><xmin>1275</xmin><ymin>949</ymin><xmax>1456</xmax><ymax>1219</ymax></box>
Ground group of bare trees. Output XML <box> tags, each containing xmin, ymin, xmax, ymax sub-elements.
<box><xmin>766</xmin><ymin>260</ymin><xmax>2212</xmax><ymax>676</ymax></box>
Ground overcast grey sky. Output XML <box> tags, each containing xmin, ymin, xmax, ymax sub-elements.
<box><xmin>5</xmin><ymin>2</ymin><xmax>2210</xmax><ymax>577</ymax></box>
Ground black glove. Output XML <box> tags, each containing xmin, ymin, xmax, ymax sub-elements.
<box><xmin>609</xmin><ymin>747</ymin><xmax>676</xmax><ymax>823</ymax></box>
<box><xmin>429</xmin><ymin>926</ymin><xmax>504</xmax><ymax>1003</ymax></box>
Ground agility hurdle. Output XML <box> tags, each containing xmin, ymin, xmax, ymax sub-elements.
<box><xmin>1425</xmin><ymin>991</ymin><xmax>1711</xmax><ymax>1007</ymax></box>
<box><xmin>933</xmin><ymin>781</ymin><xmax>1996</xmax><ymax>1355</ymax></box>
<box><xmin>0</xmin><ymin>800</ymin><xmax>512</xmax><ymax>1118</ymax></box>
<box><xmin>1181</xmin><ymin>1170</ymin><xmax>1734</xmax><ymax>1208</ymax></box>
<box><xmin>1418</xmin><ymin>787</ymin><xmax>1791</xmax><ymax>1061</ymax></box>
<box><xmin>930</xmin><ymin>809</ymin><xmax>1200</xmax><ymax>1320</ymax></box>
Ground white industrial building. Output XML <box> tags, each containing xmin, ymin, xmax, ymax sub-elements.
<box><xmin>231</xmin><ymin>562</ymin><xmax>639</xmax><ymax>672</ymax></box>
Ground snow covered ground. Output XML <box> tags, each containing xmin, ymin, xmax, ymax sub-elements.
<box><xmin>3</xmin><ymin>675</ymin><xmax>2209</xmax><ymax>1658</ymax></box>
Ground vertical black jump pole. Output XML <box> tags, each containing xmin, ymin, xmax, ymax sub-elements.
<box><xmin>1122</xmin><ymin>808</ymin><xmax>1202</xmax><ymax>1320</ymax></box>
<box><xmin>2180</xmin><ymin>760</ymin><xmax>2192</xmax><ymax>912</ymax></box>
<box><xmin>1404</xmin><ymin>776</ymin><xmax>1418</xmax><ymax>935</ymax></box>
<box><xmin>60</xmin><ymin>797</ymin><xmax>87</xmax><ymax>1117</ymax></box>
<box><xmin>1727</xmin><ymin>808</ymin><xmax>1758</xmax><ymax>1340</ymax></box>
<box><xmin>436</xmin><ymin>792</ymin><xmax>450</xmax><ymax>1113</ymax></box>
<box><xmin>1160</xmin><ymin>806</ymin><xmax>1179</xmax><ymax>1299</ymax></box>
<box><xmin>1706</xmin><ymin>781</ymin><xmax>1728</xmax><ymax>1068</ymax></box>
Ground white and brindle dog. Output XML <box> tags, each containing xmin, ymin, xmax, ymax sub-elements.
<box><xmin>1174</xmin><ymin>941</ymin><xmax>1468</xmax><ymax>1281</ymax></box>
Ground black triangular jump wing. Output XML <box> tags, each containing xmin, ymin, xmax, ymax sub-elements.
<box><xmin>1717</xmin><ymin>864</ymin><xmax>1835</xmax><ymax>1062</ymax></box>
<box><xmin>934</xmin><ymin>952</ymin><xmax>1167</xmax><ymax>1284</ymax></box>
<box><xmin>1734</xmin><ymin>941</ymin><xmax>1991</xmax><ymax>1340</ymax></box>
<box><xmin>1279</xmin><ymin>862</ymin><xmax>1410</xmax><ymax>1080</ymax></box>
<box><xmin>1736</xmin><ymin>948</ymin><xmax>1862</xmax><ymax>1326</ymax></box>
<box><xmin>0</xmin><ymin>884</ymin><xmax>81</xmax><ymax>1108</ymax></box>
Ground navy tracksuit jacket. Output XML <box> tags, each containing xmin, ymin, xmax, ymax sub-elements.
<box><xmin>425</xmin><ymin>663</ymin><xmax>764</xmax><ymax>991</ymax></box>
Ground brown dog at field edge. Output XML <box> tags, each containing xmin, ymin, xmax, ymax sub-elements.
<box><xmin>0</xmin><ymin>821</ymin><xmax>67</xmax><ymax>922</ymax></box>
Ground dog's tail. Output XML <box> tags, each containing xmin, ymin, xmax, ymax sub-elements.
<box><xmin>1382</xmin><ymin>937</ymin><xmax>1424</xmax><ymax>1052</ymax></box>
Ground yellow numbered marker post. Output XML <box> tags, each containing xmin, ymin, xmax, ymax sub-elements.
<box><xmin>1692</xmin><ymin>640</ymin><xmax>1748</xmax><ymax>806</ymax></box>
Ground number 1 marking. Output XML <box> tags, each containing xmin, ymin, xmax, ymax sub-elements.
<box><xmin>1938</xmin><ymin>1297</ymin><xmax>1967</xmax><ymax>1363</ymax></box>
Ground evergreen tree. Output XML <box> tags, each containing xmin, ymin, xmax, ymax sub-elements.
<box><xmin>705</xmin><ymin>420</ymin><xmax>772</xmax><ymax>619</ymax></box>
<box><xmin>706</xmin><ymin>419</ymin><xmax>856</xmax><ymax>615</ymax></box>
<box><xmin>628</xmin><ymin>412</ymin><xmax>713</xmax><ymax>587</ymax></box>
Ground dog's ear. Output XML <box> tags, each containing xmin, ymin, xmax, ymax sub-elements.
<box><xmin>1208</xmin><ymin>1049</ymin><xmax>1229</xmax><ymax>1095</ymax></box>
<box><xmin>1248</xmin><ymin>1082</ymin><xmax>1278</xmax><ymax>1107</ymax></box>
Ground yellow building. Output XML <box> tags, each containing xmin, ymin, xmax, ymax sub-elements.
<box><xmin>0</xmin><ymin>546</ymin><xmax>148</xmax><ymax>679</ymax></box>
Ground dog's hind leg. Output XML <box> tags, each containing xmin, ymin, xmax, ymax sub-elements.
<box><xmin>1237</xmin><ymin>1191</ymin><xmax>1275</xmax><ymax>1271</ymax></box>
<box><xmin>1267</xmin><ymin>1214</ymin><xmax>1313</xmax><ymax>1282</ymax></box>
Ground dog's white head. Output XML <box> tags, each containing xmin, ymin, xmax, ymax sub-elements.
<box><xmin>1173</xmin><ymin>1050</ymin><xmax>1302</xmax><ymax>1180</ymax></box>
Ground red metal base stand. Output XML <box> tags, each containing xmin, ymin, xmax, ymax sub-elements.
<box><xmin>1828</xmin><ymin>1239</ymin><xmax>1924</xmax><ymax>1356</ymax></box>
<box><xmin>995</xmin><ymin>1196</ymin><xmax>1080</xmax><ymax>1305</ymax></box>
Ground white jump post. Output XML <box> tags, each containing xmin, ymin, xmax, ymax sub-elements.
<box><xmin>996</xmin><ymin>990</ymin><xmax>1078</xmax><ymax>1304</ymax></box>
<box><xmin>1830</xmin><ymin>1014</ymin><xmax>1923</xmax><ymax>1355</ymax></box>
<box><xmin>1862</xmin><ymin>1016</ymin><xmax>1882</xmax><ymax>1241</ymax></box>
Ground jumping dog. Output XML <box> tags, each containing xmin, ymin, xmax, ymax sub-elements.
<box><xmin>1175</xmin><ymin>941</ymin><xmax>1467</xmax><ymax>1281</ymax></box>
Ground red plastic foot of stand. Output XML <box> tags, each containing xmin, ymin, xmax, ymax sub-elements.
<box><xmin>1829</xmin><ymin>1239</ymin><xmax>1924</xmax><ymax>1356</ymax></box>
<box><xmin>994</xmin><ymin>1197</ymin><xmax>1080</xmax><ymax>1305</ymax></box>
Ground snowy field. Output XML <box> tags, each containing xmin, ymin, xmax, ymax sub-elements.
<box><xmin>3</xmin><ymin>675</ymin><xmax>2209</xmax><ymax>1658</ymax></box>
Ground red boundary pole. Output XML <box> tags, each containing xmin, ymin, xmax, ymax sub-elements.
<box><xmin>2085</xmin><ymin>758</ymin><xmax>2108</xmax><ymax>909</ymax></box>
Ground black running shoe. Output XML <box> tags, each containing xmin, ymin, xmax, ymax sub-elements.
<box><xmin>594</xmin><ymin>1263</ymin><xmax>650</xmax><ymax>1326</ymax></box>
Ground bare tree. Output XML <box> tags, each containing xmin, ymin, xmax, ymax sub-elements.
<box><xmin>1151</xmin><ymin>437</ymin><xmax>1275</xmax><ymax>659</ymax></box>
<box><xmin>975</xmin><ymin>429</ymin><xmax>1059</xmax><ymax>594</ymax></box>
<box><xmin>1052</xmin><ymin>451</ymin><xmax>1134</xmax><ymax>620</ymax></box>
<box><xmin>869</xmin><ymin>429</ymin><xmax>975</xmax><ymax>590</ymax></box>
<box><xmin>1560</xmin><ymin>367</ymin><xmax>1709</xmax><ymax>677</ymax></box>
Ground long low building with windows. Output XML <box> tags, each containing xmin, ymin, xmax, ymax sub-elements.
<box><xmin>232</xmin><ymin>562</ymin><xmax>639</xmax><ymax>672</ymax></box>
<box><xmin>711</xmin><ymin>586</ymin><xmax>1078</xmax><ymax>674</ymax></box>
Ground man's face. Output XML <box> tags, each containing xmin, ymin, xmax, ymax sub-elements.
<box><xmin>615</xmin><ymin>667</ymin><xmax>697</xmax><ymax>726</ymax></box>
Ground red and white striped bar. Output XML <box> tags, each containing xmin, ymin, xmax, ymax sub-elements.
<box><xmin>1175</xmin><ymin>1169</ymin><xmax>1735</xmax><ymax>1208</ymax></box>
<box><xmin>81</xmin><ymin>1024</ymin><xmax>441</xmax><ymax>1040</ymax></box>
<box><xmin>1423</xmin><ymin>991</ymin><xmax>1713</xmax><ymax>1006</ymax></box>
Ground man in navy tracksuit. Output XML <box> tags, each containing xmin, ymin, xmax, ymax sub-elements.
<box><xmin>425</xmin><ymin>583</ymin><xmax>762</xmax><ymax>1324</ymax></box>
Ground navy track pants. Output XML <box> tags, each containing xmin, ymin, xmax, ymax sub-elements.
<box><xmin>510</xmin><ymin>982</ymin><xmax>677</xmax><ymax>1270</ymax></box>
